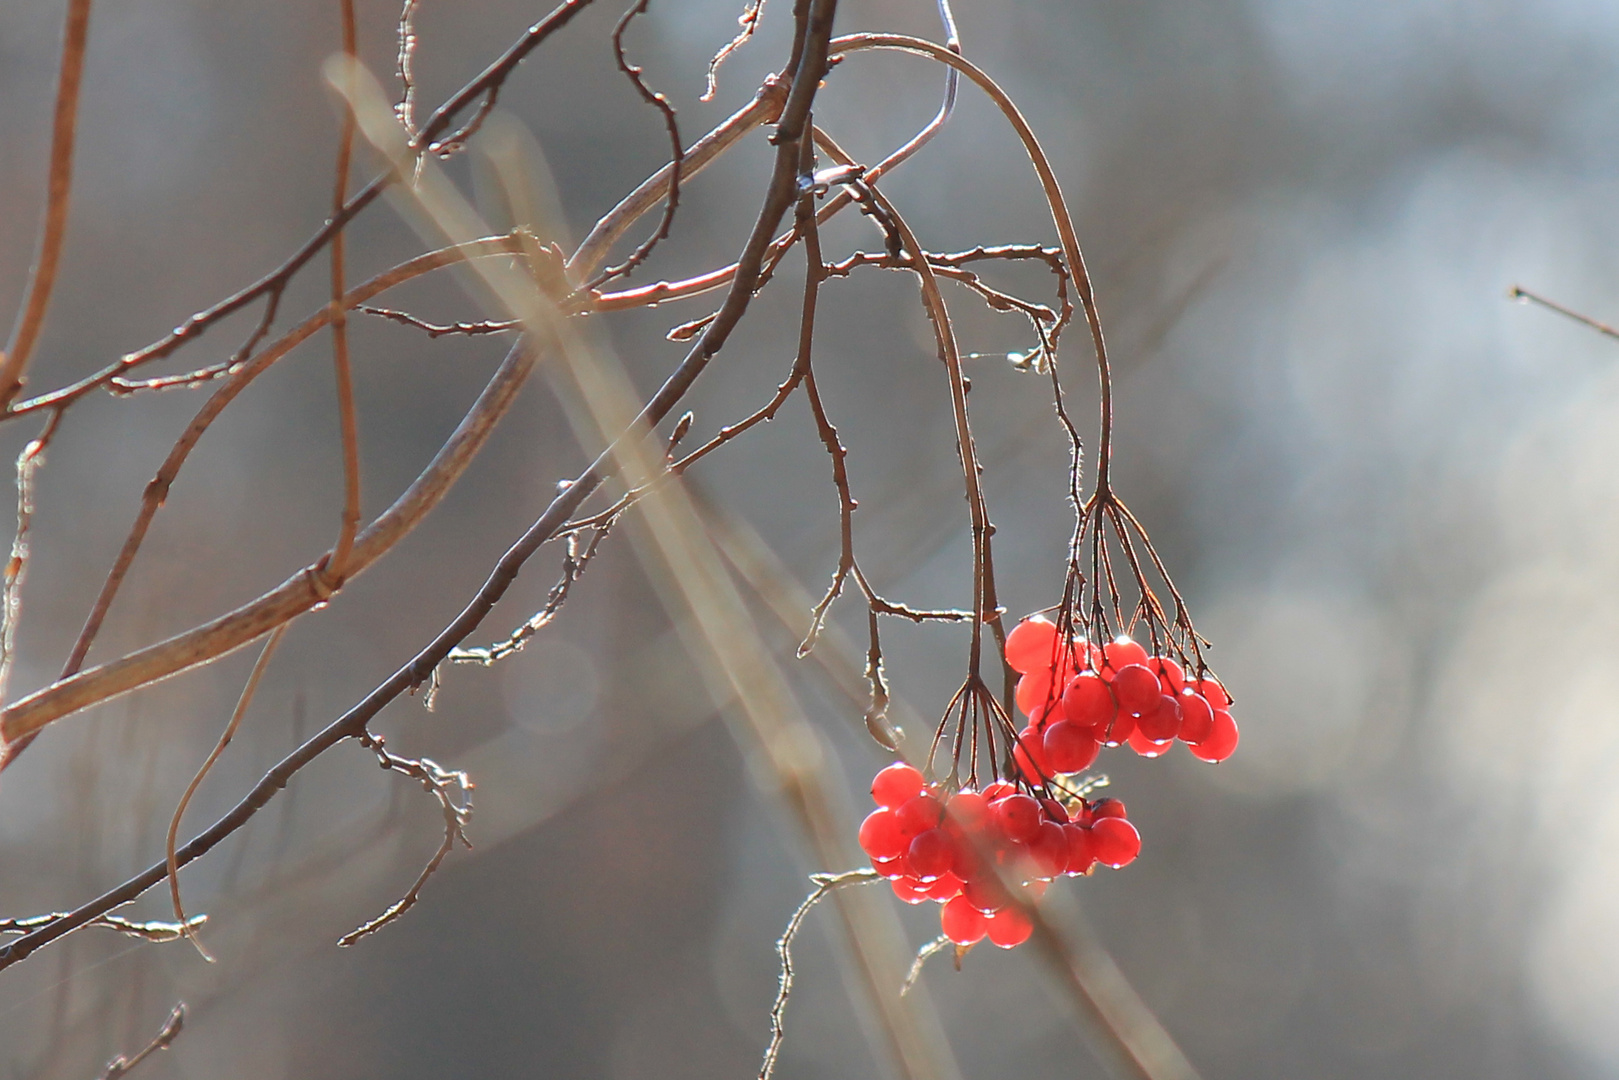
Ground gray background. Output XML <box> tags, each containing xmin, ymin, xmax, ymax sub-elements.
<box><xmin>3</xmin><ymin>0</ymin><xmax>1619</xmax><ymax>1077</ymax></box>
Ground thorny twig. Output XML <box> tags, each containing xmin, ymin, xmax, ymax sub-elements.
<box><xmin>760</xmin><ymin>869</ymin><xmax>881</xmax><ymax>1080</ymax></box>
<box><xmin>337</xmin><ymin>738</ymin><xmax>472</xmax><ymax>947</ymax></box>
<box><xmin>96</xmin><ymin>1003</ymin><xmax>185</xmax><ymax>1080</ymax></box>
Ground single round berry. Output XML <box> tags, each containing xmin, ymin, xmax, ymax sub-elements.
<box><xmin>1004</xmin><ymin>616</ymin><xmax>1059</xmax><ymax>674</ymax></box>
<box><xmin>891</xmin><ymin>876</ymin><xmax>930</xmax><ymax>904</ymax></box>
<box><xmin>1153</xmin><ymin>655</ymin><xmax>1187</xmax><ymax>694</ymax></box>
<box><xmin>1177</xmin><ymin>690</ymin><xmax>1215</xmax><ymax>744</ymax></box>
<box><xmin>859</xmin><ymin>807</ymin><xmax>907</xmax><ymax>860</ymax></box>
<box><xmin>1090</xmin><ymin>797</ymin><xmax>1128</xmax><ymax>820</ymax></box>
<box><xmin>1061</xmin><ymin>672</ymin><xmax>1117</xmax><ymax>733</ymax></box>
<box><xmin>923</xmin><ymin>871</ymin><xmax>964</xmax><ymax>902</ymax></box>
<box><xmin>981</xmin><ymin>780</ymin><xmax>1015</xmax><ymax>802</ymax></box>
<box><xmin>1090</xmin><ymin>816</ymin><xmax>1142</xmax><ymax>868</ymax></box>
<box><xmin>1028</xmin><ymin>820</ymin><xmax>1069</xmax><ymax>879</ymax></box>
<box><xmin>1039</xmin><ymin>796</ymin><xmax>1068</xmax><ymax>822</ymax></box>
<box><xmin>986</xmin><ymin>904</ymin><xmax>1034</xmax><ymax>949</ymax></box>
<box><xmin>941</xmin><ymin>895</ymin><xmax>989</xmax><ymax>945</ymax></box>
<box><xmin>1193</xmin><ymin>676</ymin><xmax>1231</xmax><ymax>710</ymax></box>
<box><xmin>1136</xmin><ymin>693</ymin><xmax>1182</xmax><ymax>742</ymax></box>
<box><xmin>895</xmin><ymin>793</ymin><xmax>945</xmax><ymax>838</ymax></box>
<box><xmin>1100</xmin><ymin>637</ymin><xmax>1150</xmax><ymax>674</ymax></box>
<box><xmin>1110</xmin><ymin>663</ymin><xmax>1163</xmax><ymax>714</ymax></box>
<box><xmin>1063</xmin><ymin>823</ymin><xmax>1096</xmax><ymax>875</ymax></box>
<box><xmin>1043</xmin><ymin>720</ymin><xmax>1101</xmax><ymax>774</ymax></box>
<box><xmin>1187</xmin><ymin>709</ymin><xmax>1239</xmax><ymax>762</ymax></box>
<box><xmin>871</xmin><ymin>762</ymin><xmax>924</xmax><ymax>808</ymax></box>
<box><xmin>963</xmin><ymin>875</ymin><xmax>1010</xmax><ymax>913</ymax></box>
<box><xmin>993</xmin><ymin>793</ymin><xmax>1042</xmax><ymax>844</ymax></box>
<box><xmin>1011</xmin><ymin>726</ymin><xmax>1051</xmax><ymax>785</ymax></box>
<box><xmin>1128</xmin><ymin>726</ymin><xmax>1175</xmax><ymax>758</ymax></box>
<box><xmin>1098</xmin><ymin>707</ymin><xmax>1136</xmax><ymax>747</ymax></box>
<box><xmin>908</xmin><ymin>828</ymin><xmax>955</xmax><ymax>881</ymax></box>
<box><xmin>1015</xmin><ymin>668</ymin><xmax>1055</xmax><ymax>717</ymax></box>
<box><xmin>945</xmin><ymin>790</ymin><xmax>990</xmax><ymax>833</ymax></box>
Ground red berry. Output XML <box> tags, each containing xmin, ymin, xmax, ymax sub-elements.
<box><xmin>1063</xmin><ymin>823</ymin><xmax>1096</xmax><ymax>875</ymax></box>
<box><xmin>891</xmin><ymin>876</ymin><xmax>931</xmax><ymax>904</ymax></box>
<box><xmin>1136</xmin><ymin>693</ymin><xmax>1182</xmax><ymax>742</ymax></box>
<box><xmin>1110</xmin><ymin>664</ymin><xmax>1162</xmax><ymax>714</ymax></box>
<box><xmin>872</xmin><ymin>854</ymin><xmax>910</xmax><ymax>879</ymax></box>
<box><xmin>1060</xmin><ymin>672</ymin><xmax>1117</xmax><ymax>732</ymax></box>
<box><xmin>1043</xmin><ymin>720</ymin><xmax>1100</xmax><ymax>774</ymax></box>
<box><xmin>1039</xmin><ymin>796</ymin><xmax>1068</xmax><ymax>822</ymax></box>
<box><xmin>1015</xmin><ymin>668</ymin><xmax>1054</xmax><ymax>716</ymax></box>
<box><xmin>981</xmin><ymin>780</ymin><xmax>1015</xmax><ymax>802</ymax></box>
<box><xmin>1028</xmin><ymin>820</ymin><xmax>1069</xmax><ymax>879</ymax></box>
<box><xmin>1193</xmin><ymin>676</ymin><xmax>1231</xmax><ymax>710</ymax></box>
<box><xmin>923</xmin><ymin>871</ymin><xmax>964</xmax><ymax>902</ymax></box>
<box><xmin>1127</xmin><ymin>726</ymin><xmax>1175</xmax><ymax>758</ymax></box>
<box><xmin>1091</xmin><ymin>816</ymin><xmax>1142</xmax><ymax>868</ymax></box>
<box><xmin>1187</xmin><ymin>709</ymin><xmax>1239</xmax><ymax>762</ymax></box>
<box><xmin>993</xmin><ymin>793</ymin><xmax>1042</xmax><ymax>843</ymax></box>
<box><xmin>963</xmin><ymin>875</ymin><xmax>1009</xmax><ymax>913</ymax></box>
<box><xmin>908</xmin><ymin>828</ymin><xmax>955</xmax><ymax>881</ymax></box>
<box><xmin>985</xmin><ymin>904</ymin><xmax>1034</xmax><ymax>948</ymax></box>
<box><xmin>941</xmin><ymin>895</ymin><xmax>989</xmax><ymax>945</ymax></box>
<box><xmin>1153</xmin><ymin>656</ymin><xmax>1186</xmax><ymax>694</ymax></box>
<box><xmin>1004</xmin><ymin>616</ymin><xmax>1058</xmax><ymax>674</ymax></box>
<box><xmin>859</xmin><ymin>808</ymin><xmax>907</xmax><ymax>860</ymax></box>
<box><xmin>1097</xmin><ymin>707</ymin><xmax>1136</xmax><ymax>747</ymax></box>
<box><xmin>1100</xmin><ymin>637</ymin><xmax>1150</xmax><ymax>675</ymax></box>
<box><xmin>944</xmin><ymin>790</ymin><xmax>990</xmax><ymax>833</ymax></box>
<box><xmin>895</xmin><ymin>793</ymin><xmax>945</xmax><ymax>837</ymax></box>
<box><xmin>1177</xmin><ymin>690</ymin><xmax>1215</xmax><ymax>744</ymax></box>
<box><xmin>1090</xmin><ymin>797</ymin><xmax>1127</xmax><ymax>820</ymax></box>
<box><xmin>871</xmin><ymin>762</ymin><xmax>924</xmax><ymax>808</ymax></box>
<box><xmin>1010</xmin><ymin>726</ymin><xmax>1051</xmax><ymax>785</ymax></box>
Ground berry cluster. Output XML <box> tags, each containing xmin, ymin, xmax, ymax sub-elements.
<box><xmin>1004</xmin><ymin>615</ymin><xmax>1239</xmax><ymax>774</ymax></box>
<box><xmin>857</xmin><ymin>762</ymin><xmax>1142</xmax><ymax>948</ymax></box>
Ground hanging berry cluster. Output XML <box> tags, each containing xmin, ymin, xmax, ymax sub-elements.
<box><xmin>857</xmin><ymin>761</ymin><xmax>1143</xmax><ymax>948</ymax></box>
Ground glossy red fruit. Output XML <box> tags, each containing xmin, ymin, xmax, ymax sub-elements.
<box><xmin>1039</xmin><ymin>797</ymin><xmax>1068</xmax><ymax>822</ymax></box>
<box><xmin>945</xmin><ymin>790</ymin><xmax>990</xmax><ymax>833</ymax></box>
<box><xmin>872</xmin><ymin>854</ymin><xmax>910</xmax><ymax>879</ymax></box>
<box><xmin>1110</xmin><ymin>664</ymin><xmax>1163</xmax><ymax>714</ymax></box>
<box><xmin>1187</xmin><ymin>709</ymin><xmax>1239</xmax><ymax>762</ymax></box>
<box><xmin>1004</xmin><ymin>616</ymin><xmax>1059</xmax><ymax>674</ymax></box>
<box><xmin>891</xmin><ymin>876</ymin><xmax>931</xmax><ymax>904</ymax></box>
<box><xmin>1177</xmin><ymin>690</ymin><xmax>1215</xmax><ymax>744</ymax></box>
<box><xmin>1011</xmin><ymin>726</ymin><xmax>1051</xmax><ymax>785</ymax></box>
<box><xmin>1153</xmin><ymin>656</ymin><xmax>1187</xmax><ymax>694</ymax></box>
<box><xmin>1097</xmin><ymin>707</ymin><xmax>1136</xmax><ymax>747</ymax></box>
<box><xmin>1063</xmin><ymin>823</ymin><xmax>1096</xmax><ymax>875</ymax></box>
<box><xmin>1015</xmin><ymin>668</ymin><xmax>1054</xmax><ymax>717</ymax></box>
<box><xmin>1061</xmin><ymin>671</ymin><xmax>1117</xmax><ymax>733</ymax></box>
<box><xmin>895</xmin><ymin>793</ymin><xmax>945</xmax><ymax>837</ymax></box>
<box><xmin>942</xmin><ymin>895</ymin><xmax>989</xmax><ymax>945</ymax></box>
<box><xmin>923</xmin><ymin>871</ymin><xmax>964</xmax><ymax>902</ymax></box>
<box><xmin>981</xmin><ymin>780</ymin><xmax>1015</xmax><ymax>802</ymax></box>
<box><xmin>1193</xmin><ymin>676</ymin><xmax>1231</xmax><ymax>711</ymax></box>
<box><xmin>859</xmin><ymin>808</ymin><xmax>907</xmax><ymax>860</ymax></box>
<box><xmin>1100</xmin><ymin>637</ymin><xmax>1150</xmax><ymax>675</ymax></box>
<box><xmin>993</xmin><ymin>793</ymin><xmax>1042</xmax><ymax>843</ymax></box>
<box><xmin>986</xmin><ymin>904</ymin><xmax>1034</xmax><ymax>948</ymax></box>
<box><xmin>1090</xmin><ymin>797</ymin><xmax>1127</xmax><ymax>820</ymax></box>
<box><xmin>1128</xmin><ymin>726</ymin><xmax>1176</xmax><ymax>758</ymax></box>
<box><xmin>1136</xmin><ymin>693</ymin><xmax>1182</xmax><ymax>742</ymax></box>
<box><xmin>908</xmin><ymin>828</ymin><xmax>955</xmax><ymax>881</ymax></box>
<box><xmin>1043</xmin><ymin>720</ymin><xmax>1100</xmax><ymax>774</ymax></box>
<box><xmin>963</xmin><ymin>874</ymin><xmax>1009</xmax><ymax>913</ymax></box>
<box><xmin>1028</xmin><ymin>820</ymin><xmax>1069</xmax><ymax>879</ymax></box>
<box><xmin>1091</xmin><ymin>816</ymin><xmax>1142</xmax><ymax>868</ymax></box>
<box><xmin>871</xmin><ymin>762</ymin><xmax>924</xmax><ymax>808</ymax></box>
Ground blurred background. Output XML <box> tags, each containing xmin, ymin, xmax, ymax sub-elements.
<box><xmin>4</xmin><ymin>0</ymin><xmax>1619</xmax><ymax>1077</ymax></box>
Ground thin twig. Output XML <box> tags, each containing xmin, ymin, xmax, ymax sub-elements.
<box><xmin>0</xmin><ymin>412</ymin><xmax>61</xmax><ymax>707</ymax></box>
<box><xmin>0</xmin><ymin>0</ymin><xmax>92</xmax><ymax>408</ymax></box>
<box><xmin>0</xmin><ymin>913</ymin><xmax>205</xmax><ymax>942</ymax></box>
<box><xmin>166</xmin><ymin>624</ymin><xmax>286</xmax><ymax>961</ymax></box>
<box><xmin>1509</xmin><ymin>284</ymin><xmax>1619</xmax><ymax>341</ymax></box>
<box><xmin>327</xmin><ymin>0</ymin><xmax>364</xmax><ymax>585</ymax></box>
<box><xmin>901</xmin><ymin>935</ymin><xmax>951</xmax><ymax>996</ymax></box>
<box><xmin>358</xmin><ymin>305</ymin><xmax>520</xmax><ymax>337</ymax></box>
<box><xmin>96</xmin><ymin>1004</ymin><xmax>184</xmax><ymax>1080</ymax></box>
<box><xmin>760</xmin><ymin>869</ymin><xmax>881</xmax><ymax>1080</ymax></box>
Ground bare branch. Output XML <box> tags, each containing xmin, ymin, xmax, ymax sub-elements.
<box><xmin>96</xmin><ymin>1003</ymin><xmax>185</xmax><ymax>1080</ymax></box>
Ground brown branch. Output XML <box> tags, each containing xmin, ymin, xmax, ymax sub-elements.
<box><xmin>0</xmin><ymin>0</ymin><xmax>93</xmax><ymax>408</ymax></box>
<box><xmin>96</xmin><ymin>1003</ymin><xmax>185</xmax><ymax>1080</ymax></box>
<box><xmin>358</xmin><ymin>306</ymin><xmax>520</xmax><ymax>337</ymax></box>
<box><xmin>336</xmin><ymin>741</ymin><xmax>471</xmax><ymax>946</ymax></box>
<box><xmin>0</xmin><ymin>913</ymin><xmax>205</xmax><ymax>942</ymax></box>
<box><xmin>327</xmin><ymin>0</ymin><xmax>364</xmax><ymax>584</ymax></box>
<box><xmin>1510</xmin><ymin>284</ymin><xmax>1619</xmax><ymax>341</ymax></box>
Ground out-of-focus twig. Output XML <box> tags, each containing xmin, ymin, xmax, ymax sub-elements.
<box><xmin>1509</xmin><ymin>284</ymin><xmax>1619</xmax><ymax>341</ymax></box>
<box><xmin>0</xmin><ymin>0</ymin><xmax>93</xmax><ymax>408</ymax></box>
<box><xmin>96</xmin><ymin>1004</ymin><xmax>184</xmax><ymax>1080</ymax></box>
